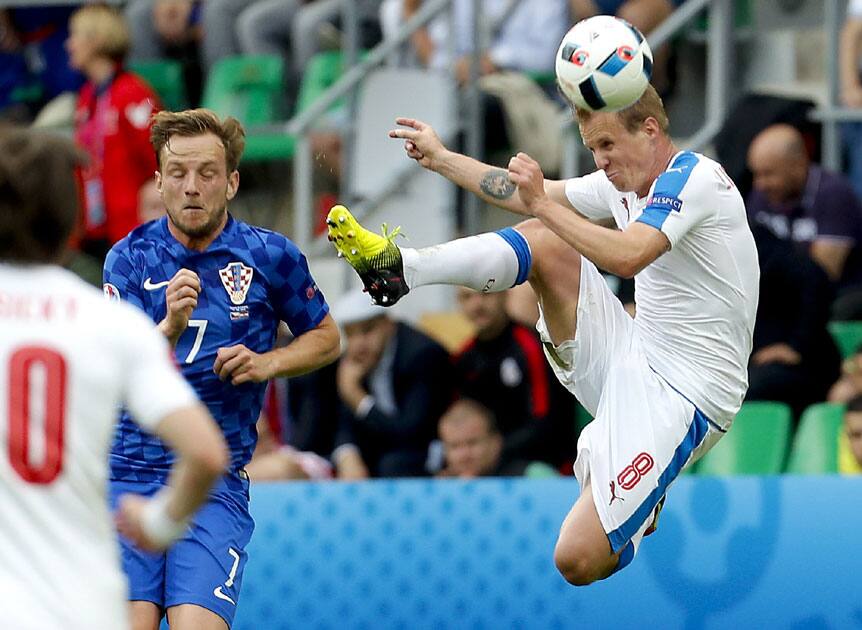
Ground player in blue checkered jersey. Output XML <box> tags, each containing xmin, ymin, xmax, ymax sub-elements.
<box><xmin>103</xmin><ymin>109</ymin><xmax>341</xmax><ymax>630</ymax></box>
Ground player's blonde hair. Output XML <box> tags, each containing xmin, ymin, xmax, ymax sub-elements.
<box><xmin>150</xmin><ymin>109</ymin><xmax>247</xmax><ymax>173</ymax></box>
<box><xmin>70</xmin><ymin>5</ymin><xmax>130</xmax><ymax>62</ymax></box>
<box><xmin>575</xmin><ymin>84</ymin><xmax>670</xmax><ymax>135</ymax></box>
<box><xmin>0</xmin><ymin>126</ymin><xmax>86</xmax><ymax>263</ymax></box>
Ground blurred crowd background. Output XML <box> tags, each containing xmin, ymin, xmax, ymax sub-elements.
<box><xmin>4</xmin><ymin>0</ymin><xmax>862</xmax><ymax>480</ymax></box>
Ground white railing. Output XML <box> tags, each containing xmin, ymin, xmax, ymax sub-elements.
<box><xmin>809</xmin><ymin>0</ymin><xmax>850</xmax><ymax>172</ymax></box>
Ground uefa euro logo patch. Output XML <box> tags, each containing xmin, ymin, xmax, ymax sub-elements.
<box><xmin>219</xmin><ymin>262</ymin><xmax>254</xmax><ymax>305</ymax></box>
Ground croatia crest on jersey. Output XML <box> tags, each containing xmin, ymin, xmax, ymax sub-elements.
<box><xmin>219</xmin><ymin>262</ymin><xmax>254</xmax><ymax>305</ymax></box>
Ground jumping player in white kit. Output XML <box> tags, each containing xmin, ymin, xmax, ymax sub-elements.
<box><xmin>326</xmin><ymin>84</ymin><xmax>759</xmax><ymax>584</ymax></box>
<box><xmin>0</xmin><ymin>128</ymin><xmax>228</xmax><ymax>629</ymax></box>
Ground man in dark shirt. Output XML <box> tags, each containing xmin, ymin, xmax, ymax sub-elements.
<box><xmin>747</xmin><ymin>223</ymin><xmax>841</xmax><ymax>417</ymax></box>
<box><xmin>454</xmin><ymin>287</ymin><xmax>577</xmax><ymax>469</ymax></box>
<box><xmin>332</xmin><ymin>289</ymin><xmax>454</xmax><ymax>478</ymax></box>
<box><xmin>747</xmin><ymin>123</ymin><xmax>862</xmax><ymax>319</ymax></box>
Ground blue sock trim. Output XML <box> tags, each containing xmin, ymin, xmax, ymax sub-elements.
<box><xmin>612</xmin><ymin>542</ymin><xmax>635</xmax><ymax>575</ymax></box>
<box><xmin>495</xmin><ymin>227</ymin><xmax>532</xmax><ymax>286</ymax></box>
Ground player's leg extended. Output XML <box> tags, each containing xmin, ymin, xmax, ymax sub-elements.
<box><xmin>514</xmin><ymin>221</ymin><xmax>628</xmax><ymax>585</ymax></box>
<box><xmin>328</xmin><ymin>207</ymin><xmax>627</xmax><ymax>582</ymax></box>
<box><xmin>327</xmin><ymin>204</ymin><xmax>536</xmax><ymax>305</ymax></box>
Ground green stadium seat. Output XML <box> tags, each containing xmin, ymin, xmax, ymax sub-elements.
<box><xmin>129</xmin><ymin>59</ymin><xmax>187</xmax><ymax>112</ymax></box>
<box><xmin>296</xmin><ymin>50</ymin><xmax>350</xmax><ymax>114</ymax></box>
<box><xmin>695</xmin><ymin>401</ymin><xmax>792</xmax><ymax>475</ymax></box>
<box><xmin>200</xmin><ymin>52</ymin><xmax>356</xmax><ymax>163</ymax></box>
<box><xmin>828</xmin><ymin>321</ymin><xmax>862</xmax><ymax>359</ymax></box>
<box><xmin>202</xmin><ymin>54</ymin><xmax>293</xmax><ymax>162</ymax></box>
<box><xmin>524</xmin><ymin>461</ymin><xmax>560</xmax><ymax>478</ymax></box>
<box><xmin>786</xmin><ymin>403</ymin><xmax>843</xmax><ymax>474</ymax></box>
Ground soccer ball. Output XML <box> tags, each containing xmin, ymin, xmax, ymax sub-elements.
<box><xmin>555</xmin><ymin>15</ymin><xmax>653</xmax><ymax>112</ymax></box>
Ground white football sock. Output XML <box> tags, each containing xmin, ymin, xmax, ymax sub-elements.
<box><xmin>401</xmin><ymin>227</ymin><xmax>531</xmax><ymax>293</ymax></box>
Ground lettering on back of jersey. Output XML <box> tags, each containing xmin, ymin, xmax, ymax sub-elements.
<box><xmin>219</xmin><ymin>262</ymin><xmax>254</xmax><ymax>305</ymax></box>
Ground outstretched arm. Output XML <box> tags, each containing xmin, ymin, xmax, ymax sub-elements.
<box><xmin>389</xmin><ymin>117</ymin><xmax>571</xmax><ymax>216</ymax></box>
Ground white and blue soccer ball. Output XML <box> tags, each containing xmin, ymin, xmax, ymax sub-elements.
<box><xmin>555</xmin><ymin>15</ymin><xmax>653</xmax><ymax>112</ymax></box>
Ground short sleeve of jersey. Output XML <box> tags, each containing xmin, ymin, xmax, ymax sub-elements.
<box><xmin>103</xmin><ymin>238</ymin><xmax>145</xmax><ymax>311</ymax></box>
<box><xmin>266</xmin><ymin>233</ymin><xmax>329</xmax><ymax>336</ymax></box>
<box><xmin>564</xmin><ymin>171</ymin><xmax>616</xmax><ymax>222</ymax></box>
<box><xmin>113</xmin><ymin>303</ymin><xmax>199</xmax><ymax>430</ymax></box>
<box><xmin>636</xmin><ymin>152</ymin><xmax>711</xmax><ymax>249</ymax></box>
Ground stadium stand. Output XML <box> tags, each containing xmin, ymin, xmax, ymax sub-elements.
<box><xmin>828</xmin><ymin>320</ymin><xmax>862</xmax><ymax>359</ymax></box>
<box><xmin>129</xmin><ymin>59</ymin><xmax>187</xmax><ymax>111</ymax></box>
<box><xmin>201</xmin><ymin>54</ymin><xmax>294</xmax><ymax>162</ymax></box>
<box><xmin>786</xmin><ymin>402</ymin><xmax>844</xmax><ymax>473</ymax></box>
<box><xmin>695</xmin><ymin>401</ymin><xmax>793</xmax><ymax>475</ymax></box>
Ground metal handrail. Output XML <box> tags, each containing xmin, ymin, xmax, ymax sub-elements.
<box><xmin>814</xmin><ymin>0</ymin><xmax>845</xmax><ymax>172</ymax></box>
<box><xmin>287</xmin><ymin>0</ymin><xmax>483</xmax><ymax>251</ymax></box>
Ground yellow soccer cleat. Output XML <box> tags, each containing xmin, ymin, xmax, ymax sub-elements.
<box><xmin>326</xmin><ymin>204</ymin><xmax>410</xmax><ymax>306</ymax></box>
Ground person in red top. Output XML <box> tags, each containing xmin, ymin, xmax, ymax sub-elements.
<box><xmin>67</xmin><ymin>4</ymin><xmax>161</xmax><ymax>260</ymax></box>
<box><xmin>454</xmin><ymin>287</ymin><xmax>578</xmax><ymax>470</ymax></box>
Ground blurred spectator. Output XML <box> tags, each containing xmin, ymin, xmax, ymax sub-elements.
<box><xmin>568</xmin><ymin>0</ymin><xmax>680</xmax><ymax>97</ymax></box>
<box><xmin>840</xmin><ymin>0</ymin><xmax>862</xmax><ymax>200</ymax></box>
<box><xmin>124</xmin><ymin>0</ymin><xmax>203</xmax><ymax>103</ymax></box>
<box><xmin>747</xmin><ymin>223</ymin><xmax>841</xmax><ymax>418</ymax></box>
<box><xmin>436</xmin><ymin>398</ymin><xmax>557</xmax><ymax>477</ymax></box>
<box><xmin>234</xmin><ymin>0</ymin><xmax>383</xmax><ymax>111</ymax></box>
<box><xmin>245</xmin><ymin>407</ymin><xmax>335</xmax><ymax>481</ymax></box>
<box><xmin>380</xmin><ymin>0</ymin><xmax>569</xmax><ymax>170</ymax></box>
<box><xmin>747</xmin><ymin>123</ymin><xmax>862</xmax><ymax>320</ymax></box>
<box><xmin>840</xmin><ymin>394</ymin><xmax>862</xmax><ymax>474</ymax></box>
<box><xmin>332</xmin><ymin>289</ymin><xmax>454</xmax><ymax>478</ymax></box>
<box><xmin>455</xmin><ymin>287</ymin><xmax>577</xmax><ymax>469</ymax></box>
<box><xmin>828</xmin><ymin>347</ymin><xmax>862</xmax><ymax>403</ymax></box>
<box><xmin>0</xmin><ymin>7</ymin><xmax>83</xmax><ymax>121</ymax></box>
<box><xmin>67</xmin><ymin>5</ymin><xmax>161</xmax><ymax>261</ymax></box>
<box><xmin>137</xmin><ymin>180</ymin><xmax>165</xmax><ymax>223</ymax></box>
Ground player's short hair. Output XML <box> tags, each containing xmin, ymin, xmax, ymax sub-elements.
<box><xmin>70</xmin><ymin>4</ymin><xmax>130</xmax><ymax>62</ymax></box>
<box><xmin>0</xmin><ymin>126</ymin><xmax>86</xmax><ymax>263</ymax></box>
<box><xmin>151</xmin><ymin>109</ymin><xmax>246</xmax><ymax>173</ymax></box>
<box><xmin>440</xmin><ymin>397</ymin><xmax>500</xmax><ymax>435</ymax></box>
<box><xmin>575</xmin><ymin>84</ymin><xmax>669</xmax><ymax>135</ymax></box>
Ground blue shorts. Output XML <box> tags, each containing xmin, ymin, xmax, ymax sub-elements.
<box><xmin>109</xmin><ymin>472</ymin><xmax>254</xmax><ymax>628</ymax></box>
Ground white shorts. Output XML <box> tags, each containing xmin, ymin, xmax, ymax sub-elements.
<box><xmin>536</xmin><ymin>258</ymin><xmax>726</xmax><ymax>556</ymax></box>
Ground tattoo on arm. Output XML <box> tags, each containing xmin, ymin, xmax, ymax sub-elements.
<box><xmin>480</xmin><ymin>169</ymin><xmax>516</xmax><ymax>200</ymax></box>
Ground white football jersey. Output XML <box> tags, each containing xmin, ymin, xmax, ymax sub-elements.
<box><xmin>0</xmin><ymin>265</ymin><xmax>198</xmax><ymax>630</ymax></box>
<box><xmin>565</xmin><ymin>151</ymin><xmax>760</xmax><ymax>428</ymax></box>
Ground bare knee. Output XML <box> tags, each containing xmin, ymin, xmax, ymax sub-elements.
<box><xmin>553</xmin><ymin>540</ymin><xmax>604</xmax><ymax>586</ymax></box>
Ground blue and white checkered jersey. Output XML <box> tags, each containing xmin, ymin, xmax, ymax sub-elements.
<box><xmin>103</xmin><ymin>215</ymin><xmax>329</xmax><ymax>482</ymax></box>
<box><xmin>563</xmin><ymin>151</ymin><xmax>759</xmax><ymax>429</ymax></box>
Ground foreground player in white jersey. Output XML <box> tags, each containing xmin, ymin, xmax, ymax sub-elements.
<box><xmin>0</xmin><ymin>128</ymin><xmax>228</xmax><ymax>628</ymax></box>
<box><xmin>327</xmin><ymin>84</ymin><xmax>759</xmax><ymax>584</ymax></box>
